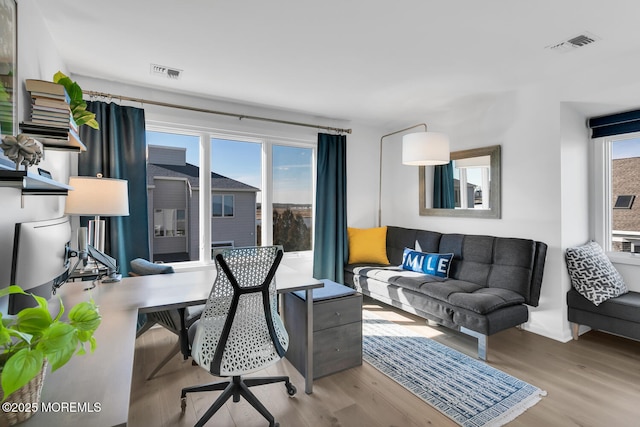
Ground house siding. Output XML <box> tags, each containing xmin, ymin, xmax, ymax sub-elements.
<box><xmin>612</xmin><ymin>158</ymin><xmax>640</xmax><ymax>249</ymax></box>
<box><xmin>152</xmin><ymin>178</ymin><xmax>189</xmax><ymax>255</ymax></box>
<box><xmin>212</xmin><ymin>191</ymin><xmax>257</xmax><ymax>247</ymax></box>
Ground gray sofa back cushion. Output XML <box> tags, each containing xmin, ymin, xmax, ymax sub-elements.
<box><xmin>386</xmin><ymin>226</ymin><xmax>546</xmax><ymax>306</ymax></box>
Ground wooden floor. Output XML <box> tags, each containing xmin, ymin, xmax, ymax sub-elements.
<box><xmin>129</xmin><ymin>297</ymin><xmax>640</xmax><ymax>426</ymax></box>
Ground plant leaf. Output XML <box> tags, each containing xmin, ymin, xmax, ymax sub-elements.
<box><xmin>0</xmin><ymin>285</ymin><xmax>28</xmax><ymax>299</ymax></box>
<box><xmin>69</xmin><ymin>301</ymin><xmax>101</xmax><ymax>333</ymax></box>
<box><xmin>7</xmin><ymin>329</ymin><xmax>33</xmax><ymax>344</ymax></box>
<box><xmin>1</xmin><ymin>348</ymin><xmax>44</xmax><ymax>401</ymax></box>
<box><xmin>53</xmin><ymin>70</ymin><xmax>100</xmax><ymax>130</ymax></box>
<box><xmin>37</xmin><ymin>323</ymin><xmax>77</xmax><ymax>371</ymax></box>
<box><xmin>16</xmin><ymin>307</ymin><xmax>53</xmax><ymax>335</ymax></box>
<box><xmin>0</xmin><ymin>322</ymin><xmax>10</xmax><ymax>346</ymax></box>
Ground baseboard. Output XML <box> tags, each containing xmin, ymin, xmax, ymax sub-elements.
<box><xmin>522</xmin><ymin>323</ymin><xmax>574</xmax><ymax>343</ymax></box>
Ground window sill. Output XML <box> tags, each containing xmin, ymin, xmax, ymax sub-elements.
<box><xmin>607</xmin><ymin>251</ymin><xmax>640</xmax><ymax>267</ymax></box>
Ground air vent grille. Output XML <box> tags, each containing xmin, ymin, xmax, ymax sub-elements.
<box><xmin>150</xmin><ymin>64</ymin><xmax>183</xmax><ymax>80</ymax></box>
<box><xmin>546</xmin><ymin>31</ymin><xmax>600</xmax><ymax>53</ymax></box>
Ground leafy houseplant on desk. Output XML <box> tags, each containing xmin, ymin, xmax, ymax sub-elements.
<box><xmin>0</xmin><ymin>286</ymin><xmax>101</xmax><ymax>425</ymax></box>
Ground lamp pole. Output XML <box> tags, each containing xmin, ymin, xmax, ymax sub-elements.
<box><xmin>378</xmin><ymin>123</ymin><xmax>427</xmax><ymax>227</ymax></box>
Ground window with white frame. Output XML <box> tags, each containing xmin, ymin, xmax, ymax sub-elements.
<box><xmin>596</xmin><ymin>135</ymin><xmax>640</xmax><ymax>254</ymax></box>
<box><xmin>146</xmin><ymin>127</ymin><xmax>315</xmax><ymax>264</ymax></box>
<box><xmin>212</xmin><ymin>194</ymin><xmax>234</xmax><ymax>217</ymax></box>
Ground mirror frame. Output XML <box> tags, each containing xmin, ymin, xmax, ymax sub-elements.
<box><xmin>419</xmin><ymin>145</ymin><xmax>501</xmax><ymax>219</ymax></box>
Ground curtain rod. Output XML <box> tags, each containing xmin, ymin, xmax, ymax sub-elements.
<box><xmin>83</xmin><ymin>90</ymin><xmax>352</xmax><ymax>134</ymax></box>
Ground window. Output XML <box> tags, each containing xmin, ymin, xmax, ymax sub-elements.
<box><xmin>452</xmin><ymin>156</ymin><xmax>490</xmax><ymax>209</ymax></box>
<box><xmin>211</xmin><ymin>137</ymin><xmax>261</xmax><ymax>247</ymax></box>
<box><xmin>146</xmin><ymin>127</ymin><xmax>315</xmax><ymax>265</ymax></box>
<box><xmin>146</xmin><ymin>131</ymin><xmax>200</xmax><ymax>263</ymax></box>
<box><xmin>272</xmin><ymin>145</ymin><xmax>313</xmax><ymax>251</ymax></box>
<box><xmin>212</xmin><ymin>195</ymin><xmax>234</xmax><ymax>217</ymax></box>
<box><xmin>154</xmin><ymin>209</ymin><xmax>186</xmax><ymax>237</ymax></box>
<box><xmin>614</xmin><ymin>195</ymin><xmax>635</xmax><ymax>209</ymax></box>
<box><xmin>598</xmin><ymin>136</ymin><xmax>640</xmax><ymax>254</ymax></box>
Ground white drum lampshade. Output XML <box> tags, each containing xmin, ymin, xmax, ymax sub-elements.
<box><xmin>402</xmin><ymin>132</ymin><xmax>450</xmax><ymax>166</ymax></box>
<box><xmin>65</xmin><ymin>175</ymin><xmax>130</xmax><ymax>252</ymax></box>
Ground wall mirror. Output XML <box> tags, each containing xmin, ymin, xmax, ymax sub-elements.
<box><xmin>419</xmin><ymin>145</ymin><xmax>501</xmax><ymax>218</ymax></box>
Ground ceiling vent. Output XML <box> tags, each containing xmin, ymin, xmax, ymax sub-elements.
<box><xmin>150</xmin><ymin>63</ymin><xmax>183</xmax><ymax>80</ymax></box>
<box><xmin>546</xmin><ymin>31</ymin><xmax>600</xmax><ymax>53</ymax></box>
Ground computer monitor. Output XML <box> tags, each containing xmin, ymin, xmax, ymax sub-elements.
<box><xmin>8</xmin><ymin>217</ymin><xmax>71</xmax><ymax>314</ymax></box>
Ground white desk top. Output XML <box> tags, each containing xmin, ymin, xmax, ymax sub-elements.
<box><xmin>20</xmin><ymin>267</ymin><xmax>322</xmax><ymax>427</ymax></box>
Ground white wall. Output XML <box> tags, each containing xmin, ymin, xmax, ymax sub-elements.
<box><xmin>352</xmin><ymin>79</ymin><xmax>640</xmax><ymax>343</ymax></box>
<box><xmin>0</xmin><ymin>0</ymin><xmax>75</xmax><ymax>311</ymax></box>
<box><xmin>12</xmin><ymin>0</ymin><xmax>640</xmax><ymax>341</ymax></box>
<box><xmin>375</xmin><ymin>85</ymin><xmax>571</xmax><ymax>341</ymax></box>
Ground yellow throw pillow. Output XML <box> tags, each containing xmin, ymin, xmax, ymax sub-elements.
<box><xmin>347</xmin><ymin>226</ymin><xmax>390</xmax><ymax>265</ymax></box>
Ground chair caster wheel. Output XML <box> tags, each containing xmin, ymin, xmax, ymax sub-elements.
<box><xmin>180</xmin><ymin>397</ymin><xmax>187</xmax><ymax>413</ymax></box>
<box><xmin>286</xmin><ymin>382</ymin><xmax>297</xmax><ymax>396</ymax></box>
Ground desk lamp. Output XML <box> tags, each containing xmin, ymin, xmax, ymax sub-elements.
<box><xmin>64</xmin><ymin>174</ymin><xmax>130</xmax><ymax>253</ymax></box>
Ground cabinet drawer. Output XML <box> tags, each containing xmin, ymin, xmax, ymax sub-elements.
<box><xmin>314</xmin><ymin>294</ymin><xmax>362</xmax><ymax>331</ymax></box>
<box><xmin>313</xmin><ymin>322</ymin><xmax>362</xmax><ymax>378</ymax></box>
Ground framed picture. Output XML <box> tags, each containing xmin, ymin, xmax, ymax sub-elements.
<box><xmin>0</xmin><ymin>0</ymin><xmax>17</xmax><ymax>136</ymax></box>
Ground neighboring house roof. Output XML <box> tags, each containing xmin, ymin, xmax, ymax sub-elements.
<box><xmin>147</xmin><ymin>163</ymin><xmax>259</xmax><ymax>192</ymax></box>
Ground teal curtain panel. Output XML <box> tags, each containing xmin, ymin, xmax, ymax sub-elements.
<box><xmin>313</xmin><ymin>133</ymin><xmax>348</xmax><ymax>283</ymax></box>
<box><xmin>433</xmin><ymin>161</ymin><xmax>455</xmax><ymax>209</ymax></box>
<box><xmin>78</xmin><ymin>101</ymin><xmax>149</xmax><ymax>276</ymax></box>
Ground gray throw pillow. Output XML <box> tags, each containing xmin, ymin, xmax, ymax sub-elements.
<box><xmin>565</xmin><ymin>241</ymin><xmax>627</xmax><ymax>306</ymax></box>
<box><xmin>130</xmin><ymin>258</ymin><xmax>174</xmax><ymax>275</ymax></box>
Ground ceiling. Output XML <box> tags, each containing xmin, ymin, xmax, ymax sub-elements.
<box><xmin>34</xmin><ymin>1</ymin><xmax>640</xmax><ymax>128</ymax></box>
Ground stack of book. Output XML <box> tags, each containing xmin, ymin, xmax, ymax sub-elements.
<box><xmin>19</xmin><ymin>79</ymin><xmax>83</xmax><ymax>150</ymax></box>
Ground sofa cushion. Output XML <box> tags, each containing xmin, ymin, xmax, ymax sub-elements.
<box><xmin>565</xmin><ymin>241</ymin><xmax>628</xmax><ymax>305</ymax></box>
<box><xmin>386</xmin><ymin>226</ymin><xmax>418</xmax><ymax>265</ymax></box>
<box><xmin>400</xmin><ymin>248</ymin><xmax>453</xmax><ymax>278</ymax></box>
<box><xmin>347</xmin><ymin>226</ymin><xmax>390</xmax><ymax>265</ymax></box>
<box><xmin>567</xmin><ymin>288</ymin><xmax>640</xmax><ymax>323</ymax></box>
<box><xmin>352</xmin><ymin>265</ymin><xmax>523</xmax><ymax>315</ymax></box>
<box><xmin>447</xmin><ymin>288</ymin><xmax>525</xmax><ymax>314</ymax></box>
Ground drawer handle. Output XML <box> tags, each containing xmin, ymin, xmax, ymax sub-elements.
<box><xmin>334</xmin><ymin>312</ymin><xmax>341</xmax><ymax>316</ymax></box>
<box><xmin>335</xmin><ymin>348</ymin><xmax>340</xmax><ymax>352</ymax></box>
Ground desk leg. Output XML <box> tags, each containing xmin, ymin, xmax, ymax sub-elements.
<box><xmin>178</xmin><ymin>307</ymin><xmax>190</xmax><ymax>359</ymax></box>
<box><xmin>305</xmin><ymin>288</ymin><xmax>313</xmax><ymax>394</ymax></box>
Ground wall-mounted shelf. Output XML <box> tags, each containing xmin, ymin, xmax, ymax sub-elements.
<box><xmin>19</xmin><ymin>125</ymin><xmax>86</xmax><ymax>152</ymax></box>
<box><xmin>0</xmin><ymin>160</ymin><xmax>71</xmax><ymax>203</ymax></box>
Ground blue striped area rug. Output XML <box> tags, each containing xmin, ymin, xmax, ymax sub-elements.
<box><xmin>362</xmin><ymin>311</ymin><xmax>546</xmax><ymax>427</ymax></box>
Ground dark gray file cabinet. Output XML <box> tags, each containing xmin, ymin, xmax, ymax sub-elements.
<box><xmin>283</xmin><ymin>281</ymin><xmax>362</xmax><ymax>379</ymax></box>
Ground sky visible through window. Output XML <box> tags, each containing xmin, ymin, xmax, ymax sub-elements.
<box><xmin>146</xmin><ymin>132</ymin><xmax>312</xmax><ymax>204</ymax></box>
<box><xmin>613</xmin><ymin>137</ymin><xmax>640</xmax><ymax>159</ymax></box>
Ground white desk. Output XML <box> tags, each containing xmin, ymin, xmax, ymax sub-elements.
<box><xmin>20</xmin><ymin>268</ymin><xmax>322</xmax><ymax>427</ymax></box>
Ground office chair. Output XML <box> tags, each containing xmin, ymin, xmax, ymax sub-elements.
<box><xmin>180</xmin><ymin>246</ymin><xmax>296</xmax><ymax>427</ymax></box>
<box><xmin>130</xmin><ymin>258</ymin><xmax>204</xmax><ymax>380</ymax></box>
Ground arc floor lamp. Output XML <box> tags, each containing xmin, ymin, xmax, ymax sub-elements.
<box><xmin>378</xmin><ymin>123</ymin><xmax>450</xmax><ymax>226</ymax></box>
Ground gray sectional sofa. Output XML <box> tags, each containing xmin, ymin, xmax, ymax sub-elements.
<box><xmin>344</xmin><ymin>226</ymin><xmax>547</xmax><ymax>359</ymax></box>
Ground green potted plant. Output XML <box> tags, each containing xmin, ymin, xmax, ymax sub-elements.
<box><xmin>0</xmin><ymin>286</ymin><xmax>101</xmax><ymax>415</ymax></box>
<box><xmin>52</xmin><ymin>71</ymin><xmax>100</xmax><ymax>130</ymax></box>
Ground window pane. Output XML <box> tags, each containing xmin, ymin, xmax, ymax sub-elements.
<box><xmin>224</xmin><ymin>195</ymin><xmax>234</xmax><ymax>217</ymax></box>
<box><xmin>611</xmin><ymin>138</ymin><xmax>640</xmax><ymax>253</ymax></box>
<box><xmin>272</xmin><ymin>145</ymin><xmax>313</xmax><ymax>252</ymax></box>
<box><xmin>212</xmin><ymin>195</ymin><xmax>222</xmax><ymax>217</ymax></box>
<box><xmin>211</xmin><ymin>138</ymin><xmax>261</xmax><ymax>247</ymax></box>
<box><xmin>147</xmin><ymin>131</ymin><xmax>200</xmax><ymax>262</ymax></box>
